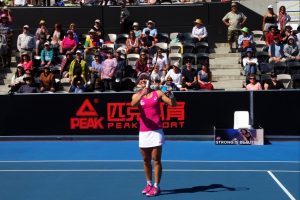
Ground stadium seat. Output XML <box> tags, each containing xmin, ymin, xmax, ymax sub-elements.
<box><xmin>287</xmin><ymin>61</ymin><xmax>300</xmax><ymax>75</ymax></box>
<box><xmin>256</xmin><ymin>51</ymin><xmax>269</xmax><ymax>63</ymax></box>
<box><xmin>168</xmin><ymin>42</ymin><xmax>182</xmax><ymax>53</ymax></box>
<box><xmin>260</xmin><ymin>74</ymin><xmax>271</xmax><ymax>85</ymax></box>
<box><xmin>126</xmin><ymin>53</ymin><xmax>140</xmax><ymax>69</ymax></box>
<box><xmin>183</xmin><ymin>42</ymin><xmax>195</xmax><ymax>53</ymax></box>
<box><xmin>182</xmin><ymin>32</ymin><xmax>193</xmax><ymax>43</ymax></box>
<box><xmin>169</xmin><ymin>32</ymin><xmax>179</xmax><ymax>41</ymax></box>
<box><xmin>169</xmin><ymin>53</ymin><xmax>182</xmax><ymax>66</ymax></box>
<box><xmin>115</xmin><ymin>34</ymin><xmax>129</xmax><ymax>44</ymax></box>
<box><xmin>102</xmin><ymin>43</ymin><xmax>115</xmax><ymax>52</ymax></box>
<box><xmin>254</xmin><ymin>41</ymin><xmax>267</xmax><ymax>52</ymax></box>
<box><xmin>183</xmin><ymin>53</ymin><xmax>196</xmax><ymax>65</ymax></box>
<box><xmin>156</xmin><ymin>33</ymin><xmax>169</xmax><ymax>43</ymax></box>
<box><xmin>259</xmin><ymin>62</ymin><xmax>273</xmax><ymax>74</ymax></box>
<box><xmin>107</xmin><ymin>33</ymin><xmax>117</xmax><ymax>43</ymax></box>
<box><xmin>196</xmin><ymin>52</ymin><xmax>209</xmax><ymax>66</ymax></box>
<box><xmin>251</xmin><ymin>30</ymin><xmax>264</xmax><ymax>42</ymax></box>
<box><xmin>195</xmin><ymin>42</ymin><xmax>209</xmax><ymax>53</ymax></box>
<box><xmin>292</xmin><ymin>74</ymin><xmax>300</xmax><ymax>89</ymax></box>
<box><xmin>234</xmin><ymin>111</ymin><xmax>252</xmax><ymax>129</ymax></box>
<box><xmin>273</xmin><ymin>62</ymin><xmax>288</xmax><ymax>74</ymax></box>
<box><xmin>155</xmin><ymin>42</ymin><xmax>168</xmax><ymax>53</ymax></box>
<box><xmin>277</xmin><ymin>74</ymin><xmax>292</xmax><ymax>88</ymax></box>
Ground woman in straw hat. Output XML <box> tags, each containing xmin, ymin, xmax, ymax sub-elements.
<box><xmin>192</xmin><ymin>18</ymin><xmax>208</xmax><ymax>43</ymax></box>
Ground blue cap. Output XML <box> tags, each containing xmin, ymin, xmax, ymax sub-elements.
<box><xmin>246</xmin><ymin>48</ymin><xmax>253</xmax><ymax>53</ymax></box>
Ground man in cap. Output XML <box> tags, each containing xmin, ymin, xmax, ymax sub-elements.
<box><xmin>39</xmin><ymin>65</ymin><xmax>56</xmax><ymax>93</ymax></box>
<box><xmin>222</xmin><ymin>2</ymin><xmax>247</xmax><ymax>53</ymax></box>
<box><xmin>91</xmin><ymin>19</ymin><xmax>104</xmax><ymax>40</ymax></box>
<box><xmin>84</xmin><ymin>29</ymin><xmax>102</xmax><ymax>66</ymax></box>
<box><xmin>17</xmin><ymin>74</ymin><xmax>39</xmax><ymax>93</ymax></box>
<box><xmin>142</xmin><ymin>20</ymin><xmax>157</xmax><ymax>38</ymax></box>
<box><xmin>40</xmin><ymin>41</ymin><xmax>54</xmax><ymax>68</ymax></box>
<box><xmin>69</xmin><ymin>50</ymin><xmax>89</xmax><ymax>83</ymax></box>
<box><xmin>242</xmin><ymin>48</ymin><xmax>258</xmax><ymax>76</ymax></box>
<box><xmin>17</xmin><ymin>25</ymin><xmax>36</xmax><ymax>59</ymax></box>
<box><xmin>0</xmin><ymin>13</ymin><xmax>13</xmax><ymax>68</ymax></box>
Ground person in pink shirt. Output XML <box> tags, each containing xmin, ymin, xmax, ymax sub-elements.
<box><xmin>60</xmin><ymin>30</ymin><xmax>77</xmax><ymax>55</ymax></box>
<box><xmin>246</xmin><ymin>74</ymin><xmax>262</xmax><ymax>91</ymax></box>
<box><xmin>100</xmin><ymin>51</ymin><xmax>117</xmax><ymax>91</ymax></box>
<box><xmin>20</xmin><ymin>52</ymin><xmax>33</xmax><ymax>73</ymax></box>
<box><xmin>131</xmin><ymin>74</ymin><xmax>176</xmax><ymax>197</ymax></box>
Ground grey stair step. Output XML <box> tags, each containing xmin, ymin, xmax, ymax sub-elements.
<box><xmin>210</xmin><ymin>57</ymin><xmax>240</xmax><ymax>64</ymax></box>
<box><xmin>210</xmin><ymin>64</ymin><xmax>242</xmax><ymax>69</ymax></box>
<box><xmin>214</xmin><ymin>43</ymin><xmax>238</xmax><ymax>48</ymax></box>
<box><xmin>209</xmin><ymin>53</ymin><xmax>240</xmax><ymax>59</ymax></box>
<box><xmin>212</xmin><ymin>75</ymin><xmax>245</xmax><ymax>81</ymax></box>
<box><xmin>212</xmin><ymin>80</ymin><xmax>244</xmax><ymax>89</ymax></box>
<box><xmin>211</xmin><ymin>68</ymin><xmax>241</xmax><ymax>76</ymax></box>
<box><xmin>0</xmin><ymin>85</ymin><xmax>8</xmax><ymax>92</ymax></box>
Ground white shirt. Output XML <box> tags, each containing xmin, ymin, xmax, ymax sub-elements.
<box><xmin>165</xmin><ymin>69</ymin><xmax>182</xmax><ymax>86</ymax></box>
<box><xmin>17</xmin><ymin>33</ymin><xmax>36</xmax><ymax>51</ymax></box>
<box><xmin>242</xmin><ymin>56</ymin><xmax>258</xmax><ymax>67</ymax></box>
<box><xmin>192</xmin><ymin>26</ymin><xmax>208</xmax><ymax>38</ymax></box>
<box><xmin>152</xmin><ymin>55</ymin><xmax>168</xmax><ymax>71</ymax></box>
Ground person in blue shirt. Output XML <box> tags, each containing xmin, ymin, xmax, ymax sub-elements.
<box><xmin>40</xmin><ymin>41</ymin><xmax>54</xmax><ymax>68</ymax></box>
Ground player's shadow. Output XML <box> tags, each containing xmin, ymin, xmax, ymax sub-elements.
<box><xmin>161</xmin><ymin>184</ymin><xmax>249</xmax><ymax>195</ymax></box>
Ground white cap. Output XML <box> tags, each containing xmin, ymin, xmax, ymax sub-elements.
<box><xmin>76</xmin><ymin>50</ymin><xmax>82</xmax><ymax>54</ymax></box>
<box><xmin>23</xmin><ymin>24</ymin><xmax>29</xmax><ymax>28</ymax></box>
<box><xmin>132</xmin><ymin>22</ymin><xmax>139</xmax><ymax>27</ymax></box>
<box><xmin>95</xmin><ymin>19</ymin><xmax>101</xmax><ymax>23</ymax></box>
<box><xmin>267</xmin><ymin>5</ymin><xmax>273</xmax><ymax>9</ymax></box>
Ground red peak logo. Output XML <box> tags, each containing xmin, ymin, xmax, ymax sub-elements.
<box><xmin>76</xmin><ymin>99</ymin><xmax>98</xmax><ymax>117</ymax></box>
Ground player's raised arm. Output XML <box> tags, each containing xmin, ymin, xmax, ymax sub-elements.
<box><xmin>157</xmin><ymin>90</ymin><xmax>176</xmax><ymax>107</ymax></box>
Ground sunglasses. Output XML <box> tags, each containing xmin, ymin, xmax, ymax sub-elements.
<box><xmin>249</xmin><ymin>77</ymin><xmax>255</xmax><ymax>80</ymax></box>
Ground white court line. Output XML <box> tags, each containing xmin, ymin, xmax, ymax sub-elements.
<box><xmin>267</xmin><ymin>171</ymin><xmax>297</xmax><ymax>200</ymax></box>
<box><xmin>0</xmin><ymin>169</ymin><xmax>299</xmax><ymax>173</ymax></box>
<box><xmin>0</xmin><ymin>160</ymin><xmax>299</xmax><ymax>163</ymax></box>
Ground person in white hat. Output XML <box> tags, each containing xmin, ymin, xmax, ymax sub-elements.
<box><xmin>40</xmin><ymin>41</ymin><xmax>54</xmax><ymax>68</ymax></box>
<box><xmin>222</xmin><ymin>2</ymin><xmax>247</xmax><ymax>53</ymax></box>
<box><xmin>142</xmin><ymin>20</ymin><xmax>158</xmax><ymax>39</ymax></box>
<box><xmin>132</xmin><ymin>22</ymin><xmax>142</xmax><ymax>38</ymax></box>
<box><xmin>165</xmin><ymin>62</ymin><xmax>183</xmax><ymax>88</ymax></box>
<box><xmin>69</xmin><ymin>50</ymin><xmax>89</xmax><ymax>84</ymax></box>
<box><xmin>262</xmin><ymin>5</ymin><xmax>278</xmax><ymax>37</ymax></box>
<box><xmin>91</xmin><ymin>19</ymin><xmax>104</xmax><ymax>40</ymax></box>
<box><xmin>17</xmin><ymin>25</ymin><xmax>36</xmax><ymax>59</ymax></box>
<box><xmin>192</xmin><ymin>18</ymin><xmax>208</xmax><ymax>43</ymax></box>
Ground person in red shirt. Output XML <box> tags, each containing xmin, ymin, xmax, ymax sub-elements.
<box><xmin>265</xmin><ymin>25</ymin><xmax>282</xmax><ymax>46</ymax></box>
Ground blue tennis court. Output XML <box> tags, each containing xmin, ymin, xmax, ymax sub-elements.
<box><xmin>0</xmin><ymin>141</ymin><xmax>299</xmax><ymax>200</ymax></box>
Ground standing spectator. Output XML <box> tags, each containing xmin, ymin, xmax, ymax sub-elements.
<box><xmin>35</xmin><ymin>21</ymin><xmax>49</xmax><ymax>56</ymax></box>
<box><xmin>84</xmin><ymin>29</ymin><xmax>102</xmax><ymax>66</ymax></box>
<box><xmin>0</xmin><ymin>6</ymin><xmax>13</xmax><ymax>24</ymax></box>
<box><xmin>60</xmin><ymin>51</ymin><xmax>73</xmax><ymax>79</ymax></box>
<box><xmin>39</xmin><ymin>66</ymin><xmax>56</xmax><ymax>93</ymax></box>
<box><xmin>9</xmin><ymin>64</ymin><xmax>25</xmax><ymax>92</ymax></box>
<box><xmin>132</xmin><ymin>22</ymin><xmax>142</xmax><ymax>39</ymax></box>
<box><xmin>265</xmin><ymin>25</ymin><xmax>282</xmax><ymax>47</ymax></box>
<box><xmin>69</xmin><ymin>50</ymin><xmax>89</xmax><ymax>83</ymax></box>
<box><xmin>222</xmin><ymin>2</ymin><xmax>247</xmax><ymax>53</ymax></box>
<box><xmin>141</xmin><ymin>30</ymin><xmax>155</xmax><ymax>56</ymax></box>
<box><xmin>278</xmin><ymin>6</ymin><xmax>291</xmax><ymax>33</ymax></box>
<box><xmin>283</xmin><ymin>36</ymin><xmax>300</xmax><ymax>62</ymax></box>
<box><xmin>101</xmin><ymin>51</ymin><xmax>117</xmax><ymax>91</ymax></box>
<box><xmin>20</xmin><ymin>52</ymin><xmax>33</xmax><ymax>73</ymax></box>
<box><xmin>14</xmin><ymin>0</ymin><xmax>27</xmax><ymax>6</ymax></box>
<box><xmin>89</xmin><ymin>54</ymin><xmax>103</xmax><ymax>90</ymax></box>
<box><xmin>262</xmin><ymin>5</ymin><xmax>278</xmax><ymax>37</ymax></box>
<box><xmin>264</xmin><ymin>73</ymin><xmax>284</xmax><ymax>90</ymax></box>
<box><xmin>242</xmin><ymin>48</ymin><xmax>258</xmax><ymax>76</ymax></box>
<box><xmin>91</xmin><ymin>19</ymin><xmax>104</xmax><ymax>40</ymax></box>
<box><xmin>246</xmin><ymin>74</ymin><xmax>262</xmax><ymax>91</ymax></box>
<box><xmin>17</xmin><ymin>74</ymin><xmax>39</xmax><ymax>93</ymax></box>
<box><xmin>181</xmin><ymin>59</ymin><xmax>198</xmax><ymax>90</ymax></box>
<box><xmin>114</xmin><ymin>50</ymin><xmax>126</xmax><ymax>81</ymax></box>
<box><xmin>197</xmin><ymin>64</ymin><xmax>214</xmax><ymax>90</ymax></box>
<box><xmin>281</xmin><ymin>25</ymin><xmax>293</xmax><ymax>45</ymax></box>
<box><xmin>50</xmin><ymin>23</ymin><xmax>65</xmax><ymax>51</ymax></box>
<box><xmin>142</xmin><ymin>20</ymin><xmax>157</xmax><ymax>39</ymax></box>
<box><xmin>135</xmin><ymin>51</ymin><xmax>149</xmax><ymax>77</ymax></box>
<box><xmin>68</xmin><ymin>23</ymin><xmax>79</xmax><ymax>45</ymax></box>
<box><xmin>165</xmin><ymin>62</ymin><xmax>182</xmax><ymax>88</ymax></box>
<box><xmin>40</xmin><ymin>42</ymin><xmax>54</xmax><ymax>68</ymax></box>
<box><xmin>17</xmin><ymin>25</ymin><xmax>36</xmax><ymax>59</ymax></box>
<box><xmin>126</xmin><ymin>30</ymin><xmax>140</xmax><ymax>54</ymax></box>
<box><xmin>60</xmin><ymin>30</ymin><xmax>77</xmax><ymax>55</ymax></box>
<box><xmin>0</xmin><ymin>13</ymin><xmax>13</xmax><ymax>68</ymax></box>
<box><xmin>152</xmin><ymin>48</ymin><xmax>169</xmax><ymax>76</ymax></box>
<box><xmin>268</xmin><ymin>36</ymin><xmax>286</xmax><ymax>63</ymax></box>
<box><xmin>192</xmin><ymin>18</ymin><xmax>208</xmax><ymax>43</ymax></box>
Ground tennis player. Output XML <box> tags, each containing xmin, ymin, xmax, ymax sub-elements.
<box><xmin>131</xmin><ymin>74</ymin><xmax>176</xmax><ymax>197</ymax></box>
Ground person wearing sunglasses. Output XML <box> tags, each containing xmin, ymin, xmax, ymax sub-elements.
<box><xmin>246</xmin><ymin>75</ymin><xmax>262</xmax><ymax>91</ymax></box>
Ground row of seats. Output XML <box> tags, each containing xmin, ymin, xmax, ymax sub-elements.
<box><xmin>258</xmin><ymin>61</ymin><xmax>300</xmax><ymax>75</ymax></box>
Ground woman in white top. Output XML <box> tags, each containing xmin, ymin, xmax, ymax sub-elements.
<box><xmin>165</xmin><ymin>62</ymin><xmax>182</xmax><ymax>88</ymax></box>
<box><xmin>192</xmin><ymin>18</ymin><xmax>208</xmax><ymax>43</ymax></box>
<box><xmin>10</xmin><ymin>64</ymin><xmax>25</xmax><ymax>92</ymax></box>
<box><xmin>126</xmin><ymin>31</ymin><xmax>139</xmax><ymax>54</ymax></box>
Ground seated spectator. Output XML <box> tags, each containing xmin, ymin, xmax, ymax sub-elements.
<box><xmin>20</xmin><ymin>52</ymin><xmax>33</xmax><ymax>73</ymax></box>
<box><xmin>35</xmin><ymin>19</ymin><xmax>49</xmax><ymax>56</ymax></box>
<box><xmin>50</xmin><ymin>23</ymin><xmax>65</xmax><ymax>50</ymax></box>
<box><xmin>246</xmin><ymin>74</ymin><xmax>262</xmax><ymax>91</ymax></box>
<box><xmin>9</xmin><ymin>64</ymin><xmax>25</xmax><ymax>92</ymax></box>
<box><xmin>89</xmin><ymin>54</ymin><xmax>103</xmax><ymax>90</ymax></box>
<box><xmin>0</xmin><ymin>6</ymin><xmax>13</xmax><ymax>24</ymax></box>
<box><xmin>296</xmin><ymin>25</ymin><xmax>300</xmax><ymax>45</ymax></box>
<box><xmin>40</xmin><ymin>42</ymin><xmax>54</xmax><ymax>68</ymax></box>
<box><xmin>264</xmin><ymin>73</ymin><xmax>284</xmax><ymax>90</ymax></box>
<box><xmin>142</xmin><ymin>20</ymin><xmax>157</xmax><ymax>39</ymax></box>
<box><xmin>268</xmin><ymin>36</ymin><xmax>286</xmax><ymax>63</ymax></box>
<box><xmin>17</xmin><ymin>74</ymin><xmax>39</xmax><ymax>93</ymax></box>
<box><xmin>60</xmin><ymin>30</ymin><xmax>77</xmax><ymax>55</ymax></box>
<box><xmin>39</xmin><ymin>66</ymin><xmax>56</xmax><ymax>92</ymax></box>
<box><xmin>69</xmin><ymin>76</ymin><xmax>87</xmax><ymax>93</ymax></box>
<box><xmin>283</xmin><ymin>36</ymin><xmax>300</xmax><ymax>62</ymax></box>
<box><xmin>192</xmin><ymin>18</ymin><xmax>208</xmax><ymax>43</ymax></box>
<box><xmin>84</xmin><ymin>29</ymin><xmax>102</xmax><ymax>66</ymax></box>
<box><xmin>181</xmin><ymin>59</ymin><xmax>198</xmax><ymax>90</ymax></box>
<box><xmin>69</xmin><ymin>50</ymin><xmax>89</xmax><ymax>83</ymax></box>
<box><xmin>60</xmin><ymin>51</ymin><xmax>73</xmax><ymax>79</ymax></box>
<box><xmin>132</xmin><ymin>22</ymin><xmax>142</xmax><ymax>39</ymax></box>
<box><xmin>242</xmin><ymin>48</ymin><xmax>258</xmax><ymax>76</ymax></box>
<box><xmin>91</xmin><ymin>19</ymin><xmax>104</xmax><ymax>40</ymax></box>
<box><xmin>151</xmin><ymin>64</ymin><xmax>165</xmax><ymax>83</ymax></box>
<box><xmin>126</xmin><ymin>30</ymin><xmax>140</xmax><ymax>54</ymax></box>
<box><xmin>101</xmin><ymin>51</ymin><xmax>117</xmax><ymax>91</ymax></box>
<box><xmin>152</xmin><ymin>48</ymin><xmax>169</xmax><ymax>76</ymax></box>
<box><xmin>262</xmin><ymin>5</ymin><xmax>277</xmax><ymax>37</ymax></box>
<box><xmin>238</xmin><ymin>27</ymin><xmax>253</xmax><ymax>53</ymax></box>
<box><xmin>281</xmin><ymin>25</ymin><xmax>293</xmax><ymax>45</ymax></box>
<box><xmin>141</xmin><ymin>30</ymin><xmax>155</xmax><ymax>56</ymax></box>
<box><xmin>197</xmin><ymin>64</ymin><xmax>214</xmax><ymax>90</ymax></box>
<box><xmin>135</xmin><ymin>51</ymin><xmax>149</xmax><ymax>77</ymax></box>
<box><xmin>265</xmin><ymin>25</ymin><xmax>282</xmax><ymax>47</ymax></box>
<box><xmin>165</xmin><ymin>62</ymin><xmax>182</xmax><ymax>88</ymax></box>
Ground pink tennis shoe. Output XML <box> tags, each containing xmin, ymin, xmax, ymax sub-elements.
<box><xmin>142</xmin><ymin>184</ymin><xmax>152</xmax><ymax>194</ymax></box>
<box><xmin>146</xmin><ymin>186</ymin><xmax>160</xmax><ymax>197</ymax></box>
